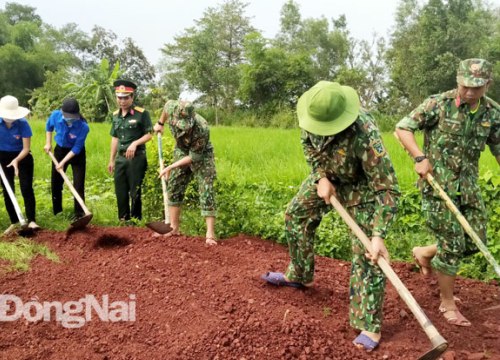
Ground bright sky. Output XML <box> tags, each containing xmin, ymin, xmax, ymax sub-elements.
<box><xmin>10</xmin><ymin>0</ymin><xmax>407</xmax><ymax>65</ymax></box>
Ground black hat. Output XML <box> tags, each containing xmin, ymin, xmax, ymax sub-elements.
<box><xmin>61</xmin><ymin>98</ymin><xmax>80</xmax><ymax>119</ymax></box>
<box><xmin>114</xmin><ymin>79</ymin><xmax>137</xmax><ymax>97</ymax></box>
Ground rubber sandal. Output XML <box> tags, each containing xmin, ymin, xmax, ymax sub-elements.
<box><xmin>261</xmin><ymin>272</ymin><xmax>306</xmax><ymax>289</ymax></box>
<box><xmin>353</xmin><ymin>333</ymin><xmax>379</xmax><ymax>352</ymax></box>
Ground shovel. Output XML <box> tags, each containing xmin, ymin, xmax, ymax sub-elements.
<box><xmin>47</xmin><ymin>151</ymin><xmax>93</xmax><ymax>230</ymax></box>
<box><xmin>0</xmin><ymin>163</ymin><xmax>32</xmax><ymax>236</ymax></box>
<box><xmin>330</xmin><ymin>195</ymin><xmax>448</xmax><ymax>360</ymax></box>
<box><xmin>146</xmin><ymin>133</ymin><xmax>172</xmax><ymax>234</ymax></box>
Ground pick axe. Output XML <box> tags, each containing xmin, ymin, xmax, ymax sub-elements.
<box><xmin>0</xmin><ymin>164</ymin><xmax>32</xmax><ymax>236</ymax></box>
<box><xmin>47</xmin><ymin>151</ymin><xmax>93</xmax><ymax>230</ymax></box>
<box><xmin>330</xmin><ymin>195</ymin><xmax>448</xmax><ymax>360</ymax></box>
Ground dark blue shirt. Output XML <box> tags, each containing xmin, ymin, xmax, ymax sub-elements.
<box><xmin>0</xmin><ymin>118</ymin><xmax>32</xmax><ymax>152</ymax></box>
<box><xmin>46</xmin><ymin>110</ymin><xmax>89</xmax><ymax>155</ymax></box>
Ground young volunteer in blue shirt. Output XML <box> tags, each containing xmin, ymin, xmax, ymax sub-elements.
<box><xmin>0</xmin><ymin>95</ymin><xmax>39</xmax><ymax>235</ymax></box>
<box><xmin>44</xmin><ymin>98</ymin><xmax>90</xmax><ymax>219</ymax></box>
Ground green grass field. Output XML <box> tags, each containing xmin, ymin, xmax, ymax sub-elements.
<box><xmin>2</xmin><ymin>121</ymin><xmax>498</xmax><ymax>228</ymax></box>
<box><xmin>1</xmin><ymin>121</ymin><xmax>499</xmax><ymax>273</ymax></box>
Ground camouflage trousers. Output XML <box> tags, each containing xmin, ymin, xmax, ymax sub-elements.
<box><xmin>167</xmin><ymin>147</ymin><xmax>217</xmax><ymax>217</ymax></box>
<box><xmin>285</xmin><ymin>174</ymin><xmax>386</xmax><ymax>333</ymax></box>
<box><xmin>423</xmin><ymin>197</ymin><xmax>487</xmax><ymax>276</ymax></box>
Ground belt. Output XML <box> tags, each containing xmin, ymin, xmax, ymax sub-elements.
<box><xmin>118</xmin><ymin>149</ymin><xmax>145</xmax><ymax>156</ymax></box>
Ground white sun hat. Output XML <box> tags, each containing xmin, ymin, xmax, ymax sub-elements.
<box><xmin>0</xmin><ymin>95</ymin><xmax>30</xmax><ymax>120</ymax></box>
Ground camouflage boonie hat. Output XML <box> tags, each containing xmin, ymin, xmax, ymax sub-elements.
<box><xmin>456</xmin><ymin>58</ymin><xmax>492</xmax><ymax>87</ymax></box>
<box><xmin>177</xmin><ymin>100</ymin><xmax>194</xmax><ymax>119</ymax></box>
<box><xmin>165</xmin><ymin>100</ymin><xmax>194</xmax><ymax>130</ymax></box>
<box><xmin>164</xmin><ymin>99</ymin><xmax>178</xmax><ymax>115</ymax></box>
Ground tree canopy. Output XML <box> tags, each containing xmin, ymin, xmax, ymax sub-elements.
<box><xmin>0</xmin><ymin>0</ymin><xmax>499</xmax><ymax>123</ymax></box>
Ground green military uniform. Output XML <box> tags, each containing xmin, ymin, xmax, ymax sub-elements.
<box><xmin>396</xmin><ymin>87</ymin><xmax>500</xmax><ymax>276</ymax></box>
<box><xmin>165</xmin><ymin>100</ymin><xmax>216</xmax><ymax>217</ymax></box>
<box><xmin>110</xmin><ymin>105</ymin><xmax>152</xmax><ymax>220</ymax></box>
<box><xmin>286</xmin><ymin>111</ymin><xmax>400</xmax><ymax>333</ymax></box>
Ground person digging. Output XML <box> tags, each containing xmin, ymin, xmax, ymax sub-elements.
<box><xmin>154</xmin><ymin>100</ymin><xmax>217</xmax><ymax>246</ymax></box>
<box><xmin>261</xmin><ymin>81</ymin><xmax>400</xmax><ymax>352</ymax></box>
<box><xmin>395</xmin><ymin>58</ymin><xmax>500</xmax><ymax>327</ymax></box>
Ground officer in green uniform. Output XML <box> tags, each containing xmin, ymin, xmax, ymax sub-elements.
<box><xmin>396</xmin><ymin>59</ymin><xmax>500</xmax><ymax>327</ymax></box>
<box><xmin>262</xmin><ymin>81</ymin><xmax>400</xmax><ymax>351</ymax></box>
<box><xmin>108</xmin><ymin>79</ymin><xmax>152</xmax><ymax>221</ymax></box>
<box><xmin>154</xmin><ymin>100</ymin><xmax>217</xmax><ymax>245</ymax></box>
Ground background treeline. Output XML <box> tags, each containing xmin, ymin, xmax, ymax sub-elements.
<box><xmin>0</xmin><ymin>0</ymin><xmax>499</xmax><ymax>130</ymax></box>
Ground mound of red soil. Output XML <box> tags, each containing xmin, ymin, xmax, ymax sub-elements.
<box><xmin>0</xmin><ymin>226</ymin><xmax>499</xmax><ymax>359</ymax></box>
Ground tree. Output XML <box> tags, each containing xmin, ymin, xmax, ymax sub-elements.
<box><xmin>239</xmin><ymin>32</ymin><xmax>315</xmax><ymax>113</ymax></box>
<box><xmin>0</xmin><ymin>3</ymin><xmax>76</xmax><ymax>103</ymax></box>
<box><xmin>2</xmin><ymin>2</ymin><xmax>41</xmax><ymax>25</ymax></box>
<box><xmin>81</xmin><ymin>26</ymin><xmax>155</xmax><ymax>87</ymax></box>
<box><xmin>386</xmin><ymin>0</ymin><xmax>499</xmax><ymax>109</ymax></box>
<box><xmin>275</xmin><ymin>1</ymin><xmax>351</xmax><ymax>81</ymax></box>
<box><xmin>0</xmin><ymin>43</ymin><xmax>42</xmax><ymax>103</ymax></box>
<box><xmin>29</xmin><ymin>69</ymin><xmax>71</xmax><ymax>119</ymax></box>
<box><xmin>118</xmin><ymin>37</ymin><xmax>155</xmax><ymax>86</ymax></box>
<box><xmin>482</xmin><ymin>8</ymin><xmax>500</xmax><ymax>101</ymax></box>
<box><xmin>335</xmin><ymin>37</ymin><xmax>386</xmax><ymax>109</ymax></box>
<box><xmin>64</xmin><ymin>59</ymin><xmax>121</xmax><ymax>122</ymax></box>
<box><xmin>161</xmin><ymin>0</ymin><xmax>254</xmax><ymax>118</ymax></box>
<box><xmin>275</xmin><ymin>0</ymin><xmax>302</xmax><ymax>48</ymax></box>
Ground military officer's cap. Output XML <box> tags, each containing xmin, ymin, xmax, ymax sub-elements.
<box><xmin>114</xmin><ymin>79</ymin><xmax>137</xmax><ymax>97</ymax></box>
<box><xmin>457</xmin><ymin>59</ymin><xmax>492</xmax><ymax>88</ymax></box>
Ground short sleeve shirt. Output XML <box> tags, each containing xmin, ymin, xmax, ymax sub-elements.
<box><xmin>110</xmin><ymin>106</ymin><xmax>152</xmax><ymax>152</ymax></box>
<box><xmin>396</xmin><ymin>89</ymin><xmax>500</xmax><ymax>205</ymax></box>
<box><xmin>0</xmin><ymin>118</ymin><xmax>32</xmax><ymax>152</ymax></box>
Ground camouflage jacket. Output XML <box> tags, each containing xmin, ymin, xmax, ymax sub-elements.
<box><xmin>302</xmin><ymin>110</ymin><xmax>400</xmax><ymax>237</ymax></box>
<box><xmin>168</xmin><ymin>112</ymin><xmax>214</xmax><ymax>166</ymax></box>
<box><xmin>396</xmin><ymin>89</ymin><xmax>500</xmax><ymax>206</ymax></box>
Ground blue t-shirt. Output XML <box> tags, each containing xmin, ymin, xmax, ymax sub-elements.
<box><xmin>46</xmin><ymin>110</ymin><xmax>90</xmax><ymax>155</ymax></box>
<box><xmin>0</xmin><ymin>118</ymin><xmax>32</xmax><ymax>152</ymax></box>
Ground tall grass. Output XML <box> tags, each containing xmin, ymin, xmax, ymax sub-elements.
<box><xmin>212</xmin><ymin>127</ymin><xmax>498</xmax><ymax>191</ymax></box>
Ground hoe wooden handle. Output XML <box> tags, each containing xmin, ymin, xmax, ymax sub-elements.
<box><xmin>425</xmin><ymin>174</ymin><xmax>500</xmax><ymax>277</ymax></box>
<box><xmin>329</xmin><ymin>195</ymin><xmax>447</xmax><ymax>354</ymax></box>
<box><xmin>0</xmin><ymin>164</ymin><xmax>27</xmax><ymax>226</ymax></box>
<box><xmin>157</xmin><ymin>133</ymin><xmax>170</xmax><ymax>224</ymax></box>
<box><xmin>48</xmin><ymin>151</ymin><xmax>91</xmax><ymax>216</ymax></box>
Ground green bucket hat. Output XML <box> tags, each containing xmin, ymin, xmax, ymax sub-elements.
<box><xmin>297</xmin><ymin>81</ymin><xmax>360</xmax><ymax>136</ymax></box>
<box><xmin>456</xmin><ymin>58</ymin><xmax>492</xmax><ymax>87</ymax></box>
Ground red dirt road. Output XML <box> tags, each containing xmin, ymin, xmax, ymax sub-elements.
<box><xmin>0</xmin><ymin>226</ymin><xmax>499</xmax><ymax>359</ymax></box>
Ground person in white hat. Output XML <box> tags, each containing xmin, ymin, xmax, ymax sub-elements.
<box><xmin>0</xmin><ymin>95</ymin><xmax>39</xmax><ymax>234</ymax></box>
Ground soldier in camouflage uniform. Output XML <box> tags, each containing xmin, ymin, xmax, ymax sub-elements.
<box><xmin>154</xmin><ymin>100</ymin><xmax>217</xmax><ymax>245</ymax></box>
<box><xmin>396</xmin><ymin>58</ymin><xmax>500</xmax><ymax>327</ymax></box>
<box><xmin>108</xmin><ymin>80</ymin><xmax>153</xmax><ymax>221</ymax></box>
<box><xmin>262</xmin><ymin>81</ymin><xmax>400</xmax><ymax>351</ymax></box>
